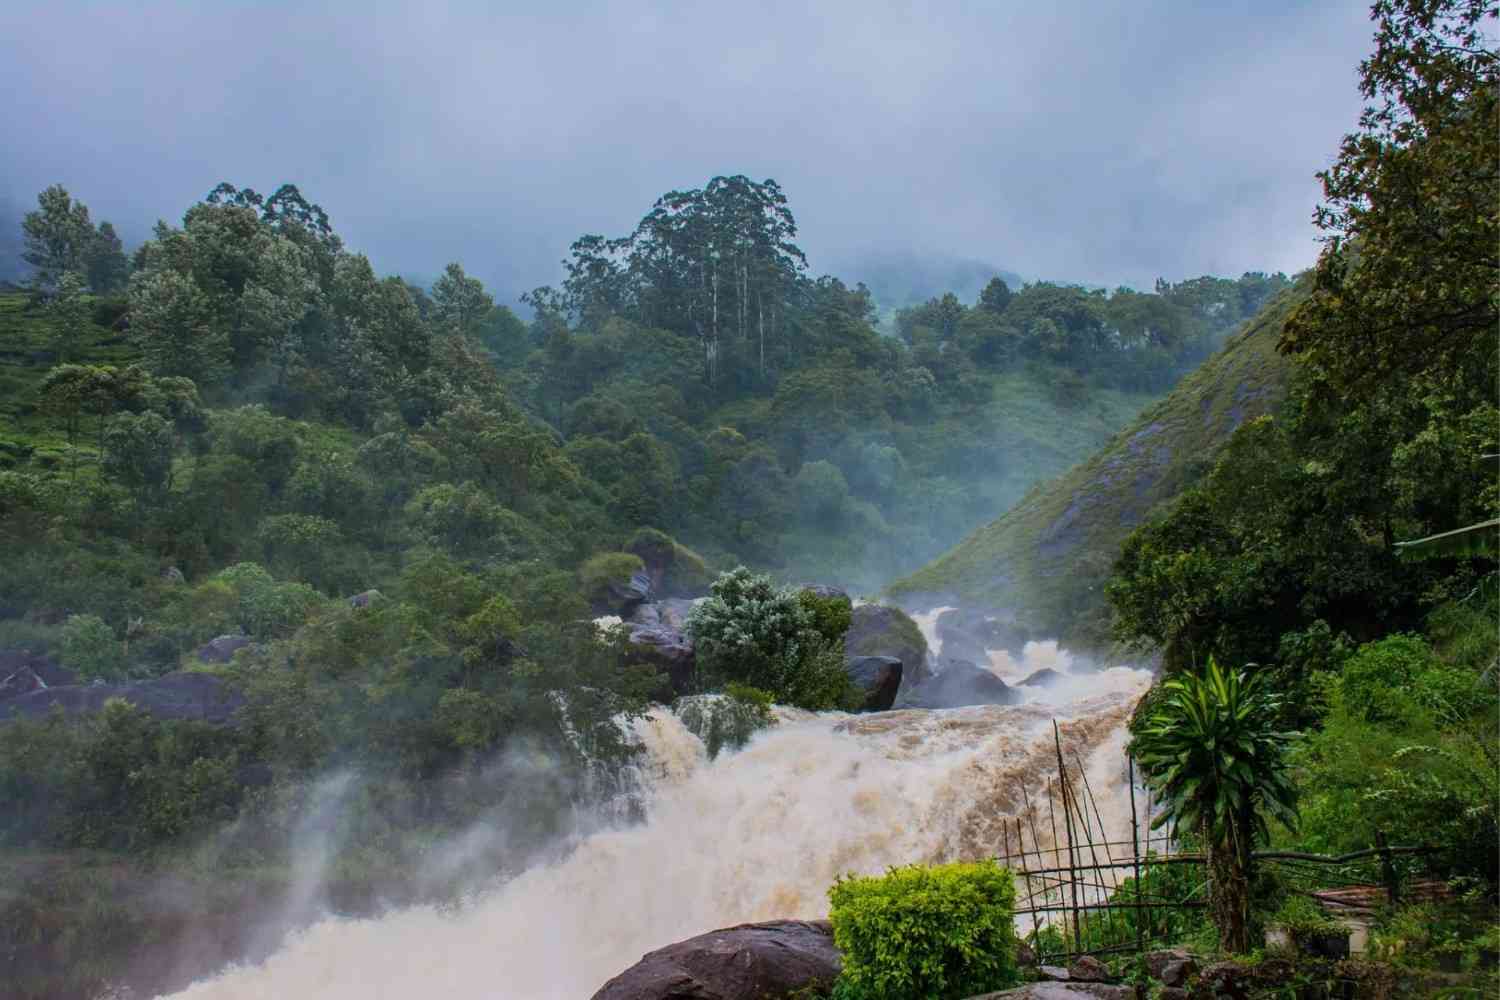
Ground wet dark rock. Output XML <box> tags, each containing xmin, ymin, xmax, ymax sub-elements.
<box><xmin>936</xmin><ymin>607</ymin><xmax>1030</xmax><ymax>661</ymax></box>
<box><xmin>1068</xmin><ymin>956</ymin><xmax>1109</xmax><ymax>982</ymax></box>
<box><xmin>0</xmin><ymin>666</ymin><xmax>50</xmax><ymax>701</ymax></box>
<box><xmin>348</xmin><ymin>589</ymin><xmax>383</xmax><ymax>609</ymax></box>
<box><xmin>1019</xmin><ymin>667</ymin><xmax>1065</xmax><ymax>688</ymax></box>
<box><xmin>196</xmin><ymin>634</ymin><xmax>253</xmax><ymax>664</ymax></box>
<box><xmin>1141</xmin><ymin>950</ymin><xmax>1200</xmax><ymax>988</ymax></box>
<box><xmin>1197</xmin><ymin>961</ymin><xmax>1253</xmax><ymax>1000</ymax></box>
<box><xmin>591</xmin><ymin>919</ymin><xmax>840</xmax><ymax>1000</ymax></box>
<box><xmin>602</xmin><ymin>571</ymin><xmax>654</xmax><ymax>616</ymax></box>
<box><xmin>845</xmin><ymin>655</ymin><xmax>902</xmax><ymax>712</ymax></box>
<box><xmin>1160</xmin><ymin>959</ymin><xmax>1197</xmax><ymax>988</ymax></box>
<box><xmin>894</xmin><ymin>658</ymin><xmax>1019</xmax><ymax>709</ymax></box>
<box><xmin>0</xmin><ymin>671</ymin><xmax>246</xmax><ymax>726</ymax></box>
<box><xmin>846</xmin><ymin>603</ymin><xmax>930</xmax><ymax>690</ymax></box>
<box><xmin>627</xmin><ymin>534</ymin><xmax>677</xmax><ymax>594</ymax></box>
<box><xmin>629</xmin><ymin>603</ymin><xmax>662</xmax><ymax>626</ymax></box>
<box><xmin>0</xmin><ymin>650</ymin><xmax>77</xmax><ymax>702</ymax></box>
<box><xmin>626</xmin><ymin>624</ymin><xmax>696</xmax><ymax>698</ymax></box>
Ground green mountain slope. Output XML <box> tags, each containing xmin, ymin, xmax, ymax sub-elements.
<box><xmin>888</xmin><ymin>277</ymin><xmax>1310</xmax><ymax>645</ymax></box>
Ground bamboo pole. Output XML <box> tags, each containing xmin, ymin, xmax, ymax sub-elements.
<box><xmin>1129</xmin><ymin>756</ymin><xmax>1147</xmax><ymax>962</ymax></box>
<box><xmin>1053</xmin><ymin>722</ymin><xmax>1084</xmax><ymax>957</ymax></box>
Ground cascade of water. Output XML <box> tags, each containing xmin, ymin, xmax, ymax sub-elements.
<box><xmin>160</xmin><ymin>628</ymin><xmax>1150</xmax><ymax>1000</ymax></box>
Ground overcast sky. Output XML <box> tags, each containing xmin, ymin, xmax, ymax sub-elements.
<box><xmin>0</xmin><ymin>1</ymin><xmax>1377</xmax><ymax>301</ymax></box>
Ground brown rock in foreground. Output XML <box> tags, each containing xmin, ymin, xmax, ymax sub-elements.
<box><xmin>591</xmin><ymin>920</ymin><xmax>841</xmax><ymax>1000</ymax></box>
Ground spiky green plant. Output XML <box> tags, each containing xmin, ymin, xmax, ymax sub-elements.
<box><xmin>1131</xmin><ymin>655</ymin><xmax>1299</xmax><ymax>952</ymax></box>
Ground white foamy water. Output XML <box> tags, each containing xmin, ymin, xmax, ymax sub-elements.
<box><xmin>161</xmin><ymin>635</ymin><xmax>1149</xmax><ymax>1000</ymax></box>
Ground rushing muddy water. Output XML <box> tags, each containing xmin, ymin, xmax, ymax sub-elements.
<box><xmin>161</xmin><ymin>639</ymin><xmax>1149</xmax><ymax>1000</ymax></box>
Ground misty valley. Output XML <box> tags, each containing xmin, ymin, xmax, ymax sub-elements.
<box><xmin>0</xmin><ymin>2</ymin><xmax>1496</xmax><ymax>999</ymax></box>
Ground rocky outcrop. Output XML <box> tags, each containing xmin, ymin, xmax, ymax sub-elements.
<box><xmin>0</xmin><ymin>650</ymin><xmax>77</xmax><ymax>702</ymax></box>
<box><xmin>591</xmin><ymin>920</ymin><xmax>841</xmax><ymax>1000</ymax></box>
<box><xmin>1066</xmin><ymin>956</ymin><xmax>1109</xmax><ymax>982</ymax></box>
<box><xmin>894</xmin><ymin>658</ymin><xmax>1019</xmax><ymax>709</ymax></box>
<box><xmin>625</xmin><ymin>624</ymin><xmax>696</xmax><ymax>698</ymax></box>
<box><xmin>846</xmin><ymin>604</ymin><xmax>930</xmax><ymax>691</ymax></box>
<box><xmin>348</xmin><ymin>589</ymin><xmax>383</xmax><ymax>609</ymax></box>
<box><xmin>935</xmin><ymin>607</ymin><xmax>1031</xmax><ymax>662</ymax></box>
<box><xmin>1143</xmin><ymin>949</ymin><xmax>1198</xmax><ymax>987</ymax></box>
<box><xmin>0</xmin><ymin>671</ymin><xmax>246</xmax><ymax>725</ymax></box>
<box><xmin>845</xmin><ymin>655</ymin><xmax>902</xmax><ymax>712</ymax></box>
<box><xmin>195</xmin><ymin>634</ymin><xmax>253</xmax><ymax>664</ymax></box>
<box><xmin>606</xmin><ymin>572</ymin><xmax>654</xmax><ymax>617</ymax></box>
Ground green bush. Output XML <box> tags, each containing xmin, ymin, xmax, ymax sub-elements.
<box><xmin>798</xmin><ymin>588</ymin><xmax>853</xmax><ymax>645</ymax></box>
<box><xmin>785</xmin><ymin>636</ymin><xmax>862</xmax><ymax>712</ymax></box>
<box><xmin>626</xmin><ymin>526</ymin><xmax>676</xmax><ymax>568</ymax></box>
<box><xmin>828</xmin><ymin>860</ymin><xmax>1018</xmax><ymax>1000</ymax></box>
<box><xmin>1271</xmin><ymin>894</ymin><xmax>1337</xmax><ymax>936</ymax></box>
<box><xmin>688</xmin><ymin>566</ymin><xmax>809</xmax><ymax>694</ymax></box>
<box><xmin>1340</xmin><ymin>633</ymin><xmax>1438</xmax><ymax>723</ymax></box>
<box><xmin>59</xmin><ymin>614</ymin><xmax>123</xmax><ymax>680</ymax></box>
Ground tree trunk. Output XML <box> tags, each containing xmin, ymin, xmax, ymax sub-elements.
<box><xmin>1206</xmin><ymin>826</ymin><xmax>1254</xmax><ymax>954</ymax></box>
<box><xmin>758</xmin><ymin>291</ymin><xmax>765</xmax><ymax>376</ymax></box>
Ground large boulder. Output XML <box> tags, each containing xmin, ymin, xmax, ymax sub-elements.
<box><xmin>845</xmin><ymin>655</ymin><xmax>902</xmax><ymax>712</ymax></box>
<box><xmin>0</xmin><ymin>671</ymin><xmax>246</xmax><ymax>726</ymax></box>
<box><xmin>1143</xmin><ymin>949</ymin><xmax>1198</xmax><ymax>986</ymax></box>
<box><xmin>1019</xmin><ymin>668</ymin><xmax>1065</xmax><ymax>689</ymax></box>
<box><xmin>626</xmin><ymin>531</ymin><xmax>713</xmax><ymax>600</ymax></box>
<box><xmin>348</xmin><ymin>589</ymin><xmax>384</xmax><ymax>609</ymax></box>
<box><xmin>626</xmin><ymin>624</ymin><xmax>696</xmax><ymax>698</ymax></box>
<box><xmin>0</xmin><ymin>650</ymin><xmax>77</xmax><ymax>702</ymax></box>
<box><xmin>605</xmin><ymin>571</ymin><xmax>655</xmax><ymax>617</ymax></box>
<box><xmin>934</xmin><ymin>607</ymin><xmax>1030</xmax><ymax>662</ymax></box>
<box><xmin>846</xmin><ymin>604</ymin><xmax>930</xmax><ymax>690</ymax></box>
<box><xmin>591</xmin><ymin>920</ymin><xmax>841</xmax><ymax>1000</ymax></box>
<box><xmin>894</xmin><ymin>658</ymin><xmax>1020</xmax><ymax>709</ymax></box>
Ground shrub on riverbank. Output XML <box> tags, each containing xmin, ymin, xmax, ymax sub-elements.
<box><xmin>828</xmin><ymin>860</ymin><xmax>1018</xmax><ymax>999</ymax></box>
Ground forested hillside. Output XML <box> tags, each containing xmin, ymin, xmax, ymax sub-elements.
<box><xmin>901</xmin><ymin>0</ymin><xmax>1499</xmax><ymax>919</ymax></box>
<box><xmin>0</xmin><ymin>173</ymin><xmax>1288</xmax><ymax>995</ymax></box>
<box><xmin>889</xmin><ymin>278</ymin><xmax>1305</xmax><ymax>646</ymax></box>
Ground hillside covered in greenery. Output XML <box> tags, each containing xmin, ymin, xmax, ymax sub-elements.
<box><xmin>889</xmin><ymin>277</ymin><xmax>1305</xmax><ymax>646</ymax></box>
<box><xmin>906</xmin><ymin>0</ymin><xmax>1499</xmax><ymax>936</ymax></box>
<box><xmin>0</xmin><ymin>169</ymin><xmax>1287</xmax><ymax>996</ymax></box>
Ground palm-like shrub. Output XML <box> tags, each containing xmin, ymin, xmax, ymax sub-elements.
<box><xmin>1131</xmin><ymin>656</ymin><xmax>1299</xmax><ymax>952</ymax></box>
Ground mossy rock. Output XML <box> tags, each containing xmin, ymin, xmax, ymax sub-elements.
<box><xmin>845</xmin><ymin>603</ymin><xmax>930</xmax><ymax>689</ymax></box>
<box><xmin>579</xmin><ymin>551</ymin><xmax>650</xmax><ymax>614</ymax></box>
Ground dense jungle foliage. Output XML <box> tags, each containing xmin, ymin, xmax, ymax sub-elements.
<box><xmin>1110</xmin><ymin>0</ymin><xmax>1498</xmax><ymax>899</ymax></box>
<box><xmin>0</xmin><ymin>166</ymin><xmax>1282</xmax><ymax>886</ymax></box>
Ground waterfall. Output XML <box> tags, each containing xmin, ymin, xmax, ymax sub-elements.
<box><xmin>160</xmin><ymin>647</ymin><xmax>1149</xmax><ymax>1000</ymax></box>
